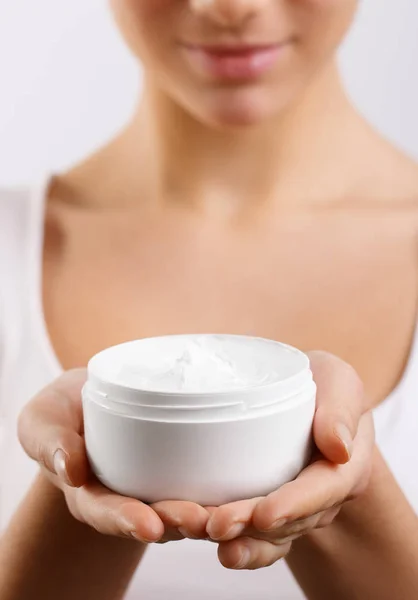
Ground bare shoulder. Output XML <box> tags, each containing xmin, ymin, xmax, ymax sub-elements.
<box><xmin>380</xmin><ymin>144</ymin><xmax>418</xmax><ymax>204</ymax></box>
<box><xmin>354</xmin><ymin>129</ymin><xmax>418</xmax><ymax>217</ymax></box>
<box><xmin>334</xmin><ymin>125</ymin><xmax>418</xmax><ymax>267</ymax></box>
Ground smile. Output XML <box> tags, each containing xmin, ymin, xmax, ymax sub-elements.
<box><xmin>181</xmin><ymin>42</ymin><xmax>291</xmax><ymax>80</ymax></box>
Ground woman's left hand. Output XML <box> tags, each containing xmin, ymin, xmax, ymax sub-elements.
<box><xmin>206</xmin><ymin>351</ymin><xmax>375</xmax><ymax>570</ymax></box>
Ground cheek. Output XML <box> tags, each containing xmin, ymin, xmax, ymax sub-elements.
<box><xmin>110</xmin><ymin>0</ymin><xmax>177</xmax><ymax>25</ymax></box>
<box><xmin>110</xmin><ymin>0</ymin><xmax>171</xmax><ymax>13</ymax></box>
<box><xmin>297</xmin><ymin>0</ymin><xmax>356</xmax><ymax>7</ymax></box>
<box><xmin>294</xmin><ymin>0</ymin><xmax>358</xmax><ymax>24</ymax></box>
<box><xmin>109</xmin><ymin>0</ymin><xmax>176</xmax><ymax>60</ymax></box>
<box><xmin>292</xmin><ymin>0</ymin><xmax>358</xmax><ymax>53</ymax></box>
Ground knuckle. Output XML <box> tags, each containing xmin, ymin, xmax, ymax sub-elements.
<box><xmin>17</xmin><ymin>408</ymin><xmax>34</xmax><ymax>452</ymax></box>
<box><xmin>36</xmin><ymin>442</ymin><xmax>51</xmax><ymax>470</ymax></box>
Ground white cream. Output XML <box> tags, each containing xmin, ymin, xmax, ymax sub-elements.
<box><xmin>115</xmin><ymin>334</ymin><xmax>301</xmax><ymax>393</ymax></box>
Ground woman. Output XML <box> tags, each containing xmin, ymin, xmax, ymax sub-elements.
<box><xmin>0</xmin><ymin>0</ymin><xmax>417</xmax><ymax>598</ymax></box>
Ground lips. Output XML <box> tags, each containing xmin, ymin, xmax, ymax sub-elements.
<box><xmin>182</xmin><ymin>43</ymin><xmax>287</xmax><ymax>80</ymax></box>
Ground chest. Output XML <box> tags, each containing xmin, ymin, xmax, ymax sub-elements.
<box><xmin>42</xmin><ymin>207</ymin><xmax>418</xmax><ymax>405</ymax></box>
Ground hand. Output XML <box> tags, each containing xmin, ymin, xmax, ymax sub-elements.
<box><xmin>206</xmin><ymin>352</ymin><xmax>375</xmax><ymax>570</ymax></box>
<box><xmin>18</xmin><ymin>369</ymin><xmax>211</xmax><ymax>544</ymax></box>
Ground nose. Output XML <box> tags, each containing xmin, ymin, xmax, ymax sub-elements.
<box><xmin>190</xmin><ymin>0</ymin><xmax>267</xmax><ymax>27</ymax></box>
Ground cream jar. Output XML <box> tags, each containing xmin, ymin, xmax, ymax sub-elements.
<box><xmin>82</xmin><ymin>334</ymin><xmax>316</xmax><ymax>506</ymax></box>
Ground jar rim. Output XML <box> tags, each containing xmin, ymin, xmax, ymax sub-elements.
<box><xmin>87</xmin><ymin>334</ymin><xmax>313</xmax><ymax>409</ymax></box>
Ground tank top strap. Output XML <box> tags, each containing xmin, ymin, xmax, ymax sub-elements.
<box><xmin>0</xmin><ymin>175</ymin><xmax>52</xmax><ymax>384</ymax></box>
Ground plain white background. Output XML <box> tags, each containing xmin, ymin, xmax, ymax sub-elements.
<box><xmin>0</xmin><ymin>0</ymin><xmax>417</xmax><ymax>187</ymax></box>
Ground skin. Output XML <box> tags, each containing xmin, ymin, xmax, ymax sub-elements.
<box><xmin>3</xmin><ymin>360</ymin><xmax>371</xmax><ymax>600</ymax></box>
<box><xmin>18</xmin><ymin>357</ymin><xmax>372</xmax><ymax>551</ymax></box>
<box><xmin>4</xmin><ymin>0</ymin><xmax>418</xmax><ymax>594</ymax></box>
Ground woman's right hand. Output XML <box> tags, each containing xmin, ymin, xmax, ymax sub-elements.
<box><xmin>17</xmin><ymin>369</ymin><xmax>211</xmax><ymax>544</ymax></box>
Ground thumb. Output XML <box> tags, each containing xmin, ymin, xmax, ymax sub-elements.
<box><xmin>18</xmin><ymin>369</ymin><xmax>90</xmax><ymax>487</ymax></box>
<box><xmin>307</xmin><ymin>351</ymin><xmax>365</xmax><ymax>465</ymax></box>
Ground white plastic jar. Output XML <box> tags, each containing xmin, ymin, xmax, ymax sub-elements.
<box><xmin>82</xmin><ymin>334</ymin><xmax>316</xmax><ymax>506</ymax></box>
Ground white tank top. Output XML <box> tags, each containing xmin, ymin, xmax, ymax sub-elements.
<box><xmin>1</xmin><ymin>176</ymin><xmax>418</xmax><ymax>600</ymax></box>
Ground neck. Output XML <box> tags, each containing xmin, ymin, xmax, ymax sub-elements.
<box><xmin>67</xmin><ymin>62</ymin><xmax>363</xmax><ymax>214</ymax></box>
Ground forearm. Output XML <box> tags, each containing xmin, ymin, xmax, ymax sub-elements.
<box><xmin>287</xmin><ymin>447</ymin><xmax>418</xmax><ymax>600</ymax></box>
<box><xmin>0</xmin><ymin>473</ymin><xmax>146</xmax><ymax>600</ymax></box>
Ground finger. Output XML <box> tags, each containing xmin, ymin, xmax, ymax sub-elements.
<box><xmin>218</xmin><ymin>537</ymin><xmax>292</xmax><ymax>570</ymax></box>
<box><xmin>18</xmin><ymin>369</ymin><xmax>90</xmax><ymax>487</ymax></box>
<box><xmin>206</xmin><ymin>498</ymin><xmax>262</xmax><ymax>541</ymax></box>
<box><xmin>254</xmin><ymin>512</ymin><xmax>325</xmax><ymax>543</ymax></box>
<box><xmin>315</xmin><ymin>506</ymin><xmax>341</xmax><ymax>529</ymax></box>
<box><xmin>151</xmin><ymin>500</ymin><xmax>211</xmax><ymax>540</ymax></box>
<box><xmin>308</xmin><ymin>351</ymin><xmax>364</xmax><ymax>464</ymax></box>
<box><xmin>252</xmin><ymin>458</ymin><xmax>347</xmax><ymax>532</ymax></box>
<box><xmin>204</xmin><ymin>506</ymin><xmax>217</xmax><ymax>518</ymax></box>
<box><xmin>157</xmin><ymin>529</ymin><xmax>186</xmax><ymax>544</ymax></box>
<box><xmin>74</xmin><ymin>480</ymin><xmax>164</xmax><ymax>543</ymax></box>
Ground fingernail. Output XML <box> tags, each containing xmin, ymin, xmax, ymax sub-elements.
<box><xmin>53</xmin><ymin>449</ymin><xmax>73</xmax><ymax>486</ymax></box>
<box><xmin>133</xmin><ymin>521</ymin><xmax>163</xmax><ymax>543</ymax></box>
<box><xmin>118</xmin><ymin>514</ymin><xmax>136</xmax><ymax>533</ymax></box>
<box><xmin>234</xmin><ymin>546</ymin><xmax>251</xmax><ymax>569</ymax></box>
<box><xmin>225</xmin><ymin>522</ymin><xmax>246</xmax><ymax>539</ymax></box>
<box><xmin>265</xmin><ymin>517</ymin><xmax>287</xmax><ymax>532</ymax></box>
<box><xmin>130</xmin><ymin>531</ymin><xmax>157</xmax><ymax>543</ymax></box>
<box><xmin>334</xmin><ymin>423</ymin><xmax>353</xmax><ymax>458</ymax></box>
<box><xmin>207</xmin><ymin>520</ymin><xmax>244</xmax><ymax>541</ymax></box>
<box><xmin>206</xmin><ymin>517</ymin><xmax>217</xmax><ymax>539</ymax></box>
<box><xmin>124</xmin><ymin>521</ymin><xmax>157</xmax><ymax>544</ymax></box>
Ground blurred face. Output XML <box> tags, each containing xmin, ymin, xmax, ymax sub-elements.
<box><xmin>110</xmin><ymin>0</ymin><xmax>358</xmax><ymax>127</ymax></box>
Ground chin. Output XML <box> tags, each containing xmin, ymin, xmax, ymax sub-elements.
<box><xmin>209</xmin><ymin>103</ymin><xmax>271</xmax><ymax>128</ymax></box>
<box><xmin>188</xmin><ymin>86</ymin><xmax>293</xmax><ymax>130</ymax></box>
<box><xmin>196</xmin><ymin>93</ymin><xmax>278</xmax><ymax>129</ymax></box>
